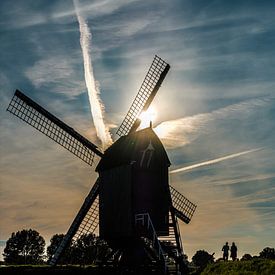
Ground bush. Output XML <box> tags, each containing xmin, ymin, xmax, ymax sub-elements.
<box><xmin>259</xmin><ymin>247</ymin><xmax>275</xmax><ymax>260</ymax></box>
<box><xmin>201</xmin><ymin>258</ymin><xmax>275</xmax><ymax>275</ymax></box>
<box><xmin>241</xmin><ymin>254</ymin><xmax>253</xmax><ymax>261</ymax></box>
<box><xmin>192</xmin><ymin>250</ymin><xmax>214</xmax><ymax>272</ymax></box>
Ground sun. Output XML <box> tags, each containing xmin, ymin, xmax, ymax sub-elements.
<box><xmin>139</xmin><ymin>106</ymin><xmax>157</xmax><ymax>129</ymax></box>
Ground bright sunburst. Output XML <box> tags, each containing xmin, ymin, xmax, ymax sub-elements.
<box><xmin>139</xmin><ymin>106</ymin><xmax>157</xmax><ymax>129</ymax></box>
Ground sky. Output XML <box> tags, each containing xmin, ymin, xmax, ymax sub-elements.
<box><xmin>0</xmin><ymin>0</ymin><xmax>275</xmax><ymax>261</ymax></box>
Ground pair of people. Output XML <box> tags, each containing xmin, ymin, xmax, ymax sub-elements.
<box><xmin>222</xmin><ymin>242</ymin><xmax>237</xmax><ymax>261</ymax></box>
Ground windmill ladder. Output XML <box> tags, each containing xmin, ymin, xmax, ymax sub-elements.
<box><xmin>135</xmin><ymin>213</ymin><xmax>168</xmax><ymax>274</ymax></box>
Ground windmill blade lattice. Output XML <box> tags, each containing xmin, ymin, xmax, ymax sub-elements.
<box><xmin>116</xmin><ymin>55</ymin><xmax>170</xmax><ymax>137</ymax></box>
<box><xmin>170</xmin><ymin>185</ymin><xmax>197</xmax><ymax>224</ymax></box>
<box><xmin>49</xmin><ymin>178</ymin><xmax>100</xmax><ymax>266</ymax></box>
<box><xmin>73</xmin><ymin>196</ymin><xmax>99</xmax><ymax>241</ymax></box>
<box><xmin>7</xmin><ymin>90</ymin><xmax>103</xmax><ymax>166</ymax></box>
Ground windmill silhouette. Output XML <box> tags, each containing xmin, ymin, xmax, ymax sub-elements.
<box><xmin>7</xmin><ymin>55</ymin><xmax>196</xmax><ymax>273</ymax></box>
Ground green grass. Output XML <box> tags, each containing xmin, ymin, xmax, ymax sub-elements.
<box><xmin>201</xmin><ymin>259</ymin><xmax>275</xmax><ymax>275</ymax></box>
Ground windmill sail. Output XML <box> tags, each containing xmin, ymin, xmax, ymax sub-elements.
<box><xmin>49</xmin><ymin>178</ymin><xmax>100</xmax><ymax>266</ymax></box>
<box><xmin>116</xmin><ymin>55</ymin><xmax>170</xmax><ymax>137</ymax></box>
<box><xmin>7</xmin><ymin>90</ymin><xmax>103</xmax><ymax>166</ymax></box>
<box><xmin>170</xmin><ymin>186</ymin><xmax>197</xmax><ymax>224</ymax></box>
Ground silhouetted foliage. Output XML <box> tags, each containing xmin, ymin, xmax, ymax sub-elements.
<box><xmin>47</xmin><ymin>234</ymin><xmax>72</xmax><ymax>264</ymax></box>
<box><xmin>241</xmin><ymin>253</ymin><xmax>253</xmax><ymax>261</ymax></box>
<box><xmin>192</xmin><ymin>250</ymin><xmax>214</xmax><ymax>271</ymax></box>
<box><xmin>3</xmin><ymin>229</ymin><xmax>45</xmax><ymax>264</ymax></box>
<box><xmin>201</xmin><ymin>258</ymin><xmax>275</xmax><ymax>275</ymax></box>
<box><xmin>259</xmin><ymin>247</ymin><xmax>275</xmax><ymax>259</ymax></box>
<box><xmin>71</xmin><ymin>233</ymin><xmax>111</xmax><ymax>265</ymax></box>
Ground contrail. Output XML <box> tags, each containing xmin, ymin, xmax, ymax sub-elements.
<box><xmin>73</xmin><ymin>0</ymin><xmax>112</xmax><ymax>150</ymax></box>
<box><xmin>170</xmin><ymin>148</ymin><xmax>262</xmax><ymax>174</ymax></box>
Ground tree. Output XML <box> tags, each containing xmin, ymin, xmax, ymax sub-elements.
<box><xmin>241</xmin><ymin>254</ymin><xmax>253</xmax><ymax>261</ymax></box>
<box><xmin>47</xmin><ymin>234</ymin><xmax>72</xmax><ymax>264</ymax></box>
<box><xmin>259</xmin><ymin>247</ymin><xmax>275</xmax><ymax>260</ymax></box>
<box><xmin>3</xmin><ymin>229</ymin><xmax>45</xmax><ymax>264</ymax></box>
<box><xmin>71</xmin><ymin>233</ymin><xmax>111</xmax><ymax>265</ymax></box>
<box><xmin>192</xmin><ymin>250</ymin><xmax>214</xmax><ymax>271</ymax></box>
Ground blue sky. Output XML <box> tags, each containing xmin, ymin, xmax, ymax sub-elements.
<box><xmin>0</xmin><ymin>0</ymin><xmax>274</xmax><ymax>260</ymax></box>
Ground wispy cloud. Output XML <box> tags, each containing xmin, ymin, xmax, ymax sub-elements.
<box><xmin>0</xmin><ymin>123</ymin><xmax>99</xmax><ymax>239</ymax></box>
<box><xmin>170</xmin><ymin>148</ymin><xmax>262</xmax><ymax>174</ymax></box>
<box><xmin>213</xmin><ymin>173</ymin><xmax>275</xmax><ymax>186</ymax></box>
<box><xmin>25</xmin><ymin>56</ymin><xmax>86</xmax><ymax>98</ymax></box>
<box><xmin>173</xmin><ymin>167</ymin><xmax>275</xmax><ymax>258</ymax></box>
<box><xmin>154</xmin><ymin>96</ymin><xmax>273</xmax><ymax>148</ymax></box>
<box><xmin>173</xmin><ymin>177</ymin><xmax>262</xmax><ymax>258</ymax></box>
<box><xmin>52</xmin><ymin>0</ymin><xmax>137</xmax><ymax>22</ymax></box>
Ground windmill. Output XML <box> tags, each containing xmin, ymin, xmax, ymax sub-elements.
<box><xmin>7</xmin><ymin>55</ymin><xmax>196</xmax><ymax>274</ymax></box>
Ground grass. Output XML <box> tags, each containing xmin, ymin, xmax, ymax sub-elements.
<box><xmin>201</xmin><ymin>259</ymin><xmax>275</xmax><ymax>275</ymax></box>
<box><xmin>1</xmin><ymin>259</ymin><xmax>275</xmax><ymax>275</ymax></box>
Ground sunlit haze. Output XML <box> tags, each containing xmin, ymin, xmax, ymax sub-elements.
<box><xmin>139</xmin><ymin>106</ymin><xmax>157</xmax><ymax>129</ymax></box>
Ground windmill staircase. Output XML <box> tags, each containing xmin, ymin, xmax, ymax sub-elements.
<box><xmin>159</xmin><ymin>210</ymin><xmax>182</xmax><ymax>252</ymax></box>
<box><xmin>135</xmin><ymin>213</ymin><xmax>168</xmax><ymax>273</ymax></box>
<box><xmin>158</xmin><ymin>209</ymin><xmax>184</xmax><ymax>274</ymax></box>
<box><xmin>135</xmin><ymin>212</ymin><xmax>187</xmax><ymax>274</ymax></box>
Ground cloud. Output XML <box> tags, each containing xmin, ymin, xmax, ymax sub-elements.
<box><xmin>93</xmin><ymin>18</ymin><xmax>152</xmax><ymax>38</ymax></box>
<box><xmin>25</xmin><ymin>56</ymin><xmax>86</xmax><ymax>98</ymax></box>
<box><xmin>213</xmin><ymin>173</ymin><xmax>275</xmax><ymax>187</ymax></box>
<box><xmin>0</xmin><ymin>0</ymin><xmax>137</xmax><ymax>31</ymax></box>
<box><xmin>52</xmin><ymin>0</ymin><xmax>137</xmax><ymax>22</ymax></box>
<box><xmin>0</xmin><ymin>2</ymin><xmax>48</xmax><ymax>30</ymax></box>
<box><xmin>172</xmin><ymin>163</ymin><xmax>275</xmax><ymax>258</ymax></box>
<box><xmin>0</xmin><ymin>122</ymin><xmax>99</xmax><ymax>239</ymax></box>
<box><xmin>170</xmin><ymin>141</ymin><xmax>275</xmax><ymax>258</ymax></box>
<box><xmin>154</xmin><ymin>96</ymin><xmax>273</xmax><ymax>149</ymax></box>
<box><xmin>173</xmin><ymin>176</ymin><xmax>262</xmax><ymax>258</ymax></box>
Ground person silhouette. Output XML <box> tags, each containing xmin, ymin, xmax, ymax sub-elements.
<box><xmin>222</xmin><ymin>242</ymin><xmax>229</xmax><ymax>261</ymax></box>
<box><xmin>230</xmin><ymin>242</ymin><xmax>237</xmax><ymax>261</ymax></box>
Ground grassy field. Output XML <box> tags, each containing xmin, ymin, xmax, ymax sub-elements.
<box><xmin>201</xmin><ymin>259</ymin><xmax>275</xmax><ymax>275</ymax></box>
<box><xmin>1</xmin><ymin>259</ymin><xmax>275</xmax><ymax>274</ymax></box>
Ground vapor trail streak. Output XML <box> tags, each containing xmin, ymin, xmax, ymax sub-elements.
<box><xmin>170</xmin><ymin>148</ymin><xmax>262</xmax><ymax>174</ymax></box>
<box><xmin>74</xmin><ymin>0</ymin><xmax>112</xmax><ymax>149</ymax></box>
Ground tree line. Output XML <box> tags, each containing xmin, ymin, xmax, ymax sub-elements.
<box><xmin>191</xmin><ymin>248</ymin><xmax>275</xmax><ymax>273</ymax></box>
<box><xmin>2</xmin><ymin>228</ymin><xmax>275</xmax><ymax>268</ymax></box>
<box><xmin>3</xmin><ymin>229</ymin><xmax>111</xmax><ymax>265</ymax></box>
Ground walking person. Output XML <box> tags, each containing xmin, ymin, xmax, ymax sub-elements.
<box><xmin>222</xmin><ymin>242</ymin><xmax>229</xmax><ymax>261</ymax></box>
<box><xmin>230</xmin><ymin>242</ymin><xmax>237</xmax><ymax>261</ymax></box>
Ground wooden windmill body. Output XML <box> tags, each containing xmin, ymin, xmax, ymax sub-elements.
<box><xmin>98</xmin><ymin>128</ymin><xmax>171</xmax><ymax>240</ymax></box>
